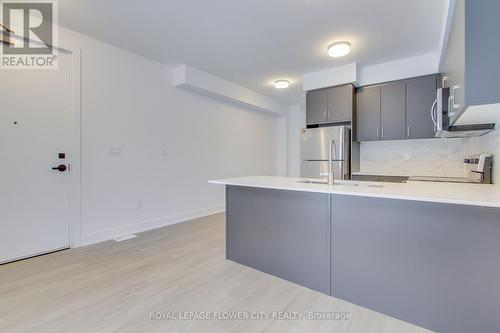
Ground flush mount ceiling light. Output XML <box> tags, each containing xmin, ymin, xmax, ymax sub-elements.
<box><xmin>274</xmin><ymin>80</ymin><xmax>290</xmax><ymax>89</ymax></box>
<box><xmin>328</xmin><ymin>41</ymin><xmax>351</xmax><ymax>58</ymax></box>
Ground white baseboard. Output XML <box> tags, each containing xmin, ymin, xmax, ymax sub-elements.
<box><xmin>80</xmin><ymin>205</ymin><xmax>225</xmax><ymax>247</ymax></box>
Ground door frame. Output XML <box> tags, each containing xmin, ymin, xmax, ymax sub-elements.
<box><xmin>5</xmin><ymin>31</ymin><xmax>83</xmax><ymax>250</ymax></box>
<box><xmin>62</xmin><ymin>47</ymin><xmax>83</xmax><ymax>248</ymax></box>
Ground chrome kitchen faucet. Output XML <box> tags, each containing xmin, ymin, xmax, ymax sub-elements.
<box><xmin>328</xmin><ymin>138</ymin><xmax>337</xmax><ymax>186</ymax></box>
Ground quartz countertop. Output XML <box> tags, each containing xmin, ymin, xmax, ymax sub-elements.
<box><xmin>209</xmin><ymin>176</ymin><xmax>500</xmax><ymax>208</ymax></box>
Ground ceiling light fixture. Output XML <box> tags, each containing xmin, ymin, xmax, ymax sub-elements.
<box><xmin>274</xmin><ymin>80</ymin><xmax>290</xmax><ymax>89</ymax></box>
<box><xmin>328</xmin><ymin>41</ymin><xmax>351</xmax><ymax>58</ymax></box>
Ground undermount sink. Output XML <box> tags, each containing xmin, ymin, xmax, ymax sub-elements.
<box><xmin>296</xmin><ymin>179</ymin><xmax>328</xmax><ymax>185</ymax></box>
<box><xmin>296</xmin><ymin>179</ymin><xmax>360</xmax><ymax>186</ymax></box>
<box><xmin>364</xmin><ymin>184</ymin><xmax>385</xmax><ymax>188</ymax></box>
<box><xmin>296</xmin><ymin>179</ymin><xmax>385</xmax><ymax>188</ymax></box>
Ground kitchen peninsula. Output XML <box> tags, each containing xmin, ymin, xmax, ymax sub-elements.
<box><xmin>210</xmin><ymin>176</ymin><xmax>500</xmax><ymax>333</ymax></box>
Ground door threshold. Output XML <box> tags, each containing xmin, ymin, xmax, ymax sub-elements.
<box><xmin>0</xmin><ymin>247</ymin><xmax>70</xmax><ymax>266</ymax></box>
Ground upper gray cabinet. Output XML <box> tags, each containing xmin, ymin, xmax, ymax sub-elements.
<box><xmin>357</xmin><ymin>82</ymin><xmax>406</xmax><ymax>142</ymax></box>
<box><xmin>306</xmin><ymin>89</ymin><xmax>328</xmax><ymax>126</ymax></box>
<box><xmin>442</xmin><ymin>0</ymin><xmax>500</xmax><ymax>124</ymax></box>
<box><xmin>327</xmin><ymin>85</ymin><xmax>354</xmax><ymax>123</ymax></box>
<box><xmin>356</xmin><ymin>86</ymin><xmax>381</xmax><ymax>141</ymax></box>
<box><xmin>356</xmin><ymin>74</ymin><xmax>439</xmax><ymax>142</ymax></box>
<box><xmin>306</xmin><ymin>84</ymin><xmax>354</xmax><ymax>126</ymax></box>
<box><xmin>406</xmin><ymin>75</ymin><xmax>438</xmax><ymax>139</ymax></box>
<box><xmin>380</xmin><ymin>82</ymin><xmax>406</xmax><ymax>141</ymax></box>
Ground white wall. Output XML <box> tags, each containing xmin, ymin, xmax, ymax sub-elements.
<box><xmin>301</xmin><ymin>53</ymin><xmax>441</xmax><ymax>91</ymax></box>
<box><xmin>173</xmin><ymin>65</ymin><xmax>287</xmax><ymax>115</ymax></box>
<box><xmin>287</xmin><ymin>105</ymin><xmax>306</xmax><ymax>177</ymax></box>
<box><xmin>276</xmin><ymin>115</ymin><xmax>288</xmax><ymax>176</ymax></box>
<box><xmin>357</xmin><ymin>52</ymin><xmax>440</xmax><ymax>86</ymax></box>
<box><xmin>302</xmin><ymin>63</ymin><xmax>357</xmax><ymax>92</ymax></box>
<box><xmin>59</xmin><ymin>28</ymin><xmax>278</xmax><ymax>245</ymax></box>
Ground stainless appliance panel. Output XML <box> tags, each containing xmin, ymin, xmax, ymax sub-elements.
<box><xmin>300</xmin><ymin>126</ymin><xmax>347</xmax><ymax>161</ymax></box>
<box><xmin>300</xmin><ymin>160</ymin><xmax>347</xmax><ymax>180</ymax></box>
<box><xmin>300</xmin><ymin>126</ymin><xmax>351</xmax><ymax>180</ymax></box>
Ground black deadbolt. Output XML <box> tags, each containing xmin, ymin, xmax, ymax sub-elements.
<box><xmin>52</xmin><ymin>164</ymin><xmax>67</xmax><ymax>172</ymax></box>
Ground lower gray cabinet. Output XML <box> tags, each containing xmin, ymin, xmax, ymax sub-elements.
<box><xmin>226</xmin><ymin>186</ymin><xmax>331</xmax><ymax>294</ymax></box>
<box><xmin>225</xmin><ymin>185</ymin><xmax>500</xmax><ymax>332</ymax></box>
<box><xmin>331</xmin><ymin>195</ymin><xmax>500</xmax><ymax>333</ymax></box>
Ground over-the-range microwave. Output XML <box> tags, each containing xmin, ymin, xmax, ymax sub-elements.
<box><xmin>431</xmin><ymin>87</ymin><xmax>494</xmax><ymax>138</ymax></box>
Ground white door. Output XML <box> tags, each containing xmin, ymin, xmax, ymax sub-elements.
<box><xmin>0</xmin><ymin>55</ymin><xmax>71</xmax><ymax>264</ymax></box>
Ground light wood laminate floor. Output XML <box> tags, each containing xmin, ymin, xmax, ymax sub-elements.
<box><xmin>0</xmin><ymin>213</ymin><xmax>431</xmax><ymax>333</ymax></box>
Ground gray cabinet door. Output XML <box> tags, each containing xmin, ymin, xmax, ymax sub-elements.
<box><xmin>306</xmin><ymin>89</ymin><xmax>328</xmax><ymax>126</ymax></box>
<box><xmin>331</xmin><ymin>195</ymin><xmax>500</xmax><ymax>333</ymax></box>
<box><xmin>406</xmin><ymin>75</ymin><xmax>438</xmax><ymax>139</ymax></box>
<box><xmin>226</xmin><ymin>186</ymin><xmax>331</xmax><ymax>294</ymax></box>
<box><xmin>327</xmin><ymin>84</ymin><xmax>353</xmax><ymax>123</ymax></box>
<box><xmin>380</xmin><ymin>82</ymin><xmax>406</xmax><ymax>140</ymax></box>
<box><xmin>356</xmin><ymin>86</ymin><xmax>380</xmax><ymax>141</ymax></box>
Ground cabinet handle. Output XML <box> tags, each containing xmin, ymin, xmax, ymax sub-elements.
<box><xmin>381</xmin><ymin>128</ymin><xmax>384</xmax><ymax>140</ymax></box>
<box><xmin>407</xmin><ymin>126</ymin><xmax>411</xmax><ymax>138</ymax></box>
<box><xmin>376</xmin><ymin>128</ymin><xmax>380</xmax><ymax>140</ymax></box>
<box><xmin>452</xmin><ymin>85</ymin><xmax>461</xmax><ymax>110</ymax></box>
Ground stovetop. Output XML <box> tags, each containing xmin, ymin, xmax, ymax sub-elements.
<box><xmin>407</xmin><ymin>176</ymin><xmax>481</xmax><ymax>184</ymax></box>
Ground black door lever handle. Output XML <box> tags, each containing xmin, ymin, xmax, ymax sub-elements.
<box><xmin>52</xmin><ymin>164</ymin><xmax>67</xmax><ymax>172</ymax></box>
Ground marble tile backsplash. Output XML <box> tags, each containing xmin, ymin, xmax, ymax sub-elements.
<box><xmin>360</xmin><ymin>138</ymin><xmax>468</xmax><ymax>177</ymax></box>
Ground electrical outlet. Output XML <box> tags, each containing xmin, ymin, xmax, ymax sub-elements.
<box><xmin>109</xmin><ymin>147</ymin><xmax>122</xmax><ymax>156</ymax></box>
<box><xmin>136</xmin><ymin>200</ymin><xmax>143</xmax><ymax>210</ymax></box>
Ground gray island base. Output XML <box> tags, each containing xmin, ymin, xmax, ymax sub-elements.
<box><xmin>225</xmin><ymin>185</ymin><xmax>500</xmax><ymax>333</ymax></box>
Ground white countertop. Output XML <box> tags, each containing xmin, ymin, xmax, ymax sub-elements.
<box><xmin>209</xmin><ymin>176</ymin><xmax>500</xmax><ymax>208</ymax></box>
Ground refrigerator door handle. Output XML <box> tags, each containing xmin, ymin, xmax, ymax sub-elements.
<box><xmin>337</xmin><ymin>127</ymin><xmax>348</xmax><ymax>180</ymax></box>
<box><xmin>339</xmin><ymin>127</ymin><xmax>345</xmax><ymax>161</ymax></box>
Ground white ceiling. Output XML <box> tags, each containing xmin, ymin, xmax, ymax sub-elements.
<box><xmin>59</xmin><ymin>0</ymin><xmax>448</xmax><ymax>105</ymax></box>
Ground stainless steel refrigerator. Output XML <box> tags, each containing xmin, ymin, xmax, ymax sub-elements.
<box><xmin>300</xmin><ymin>126</ymin><xmax>351</xmax><ymax>180</ymax></box>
